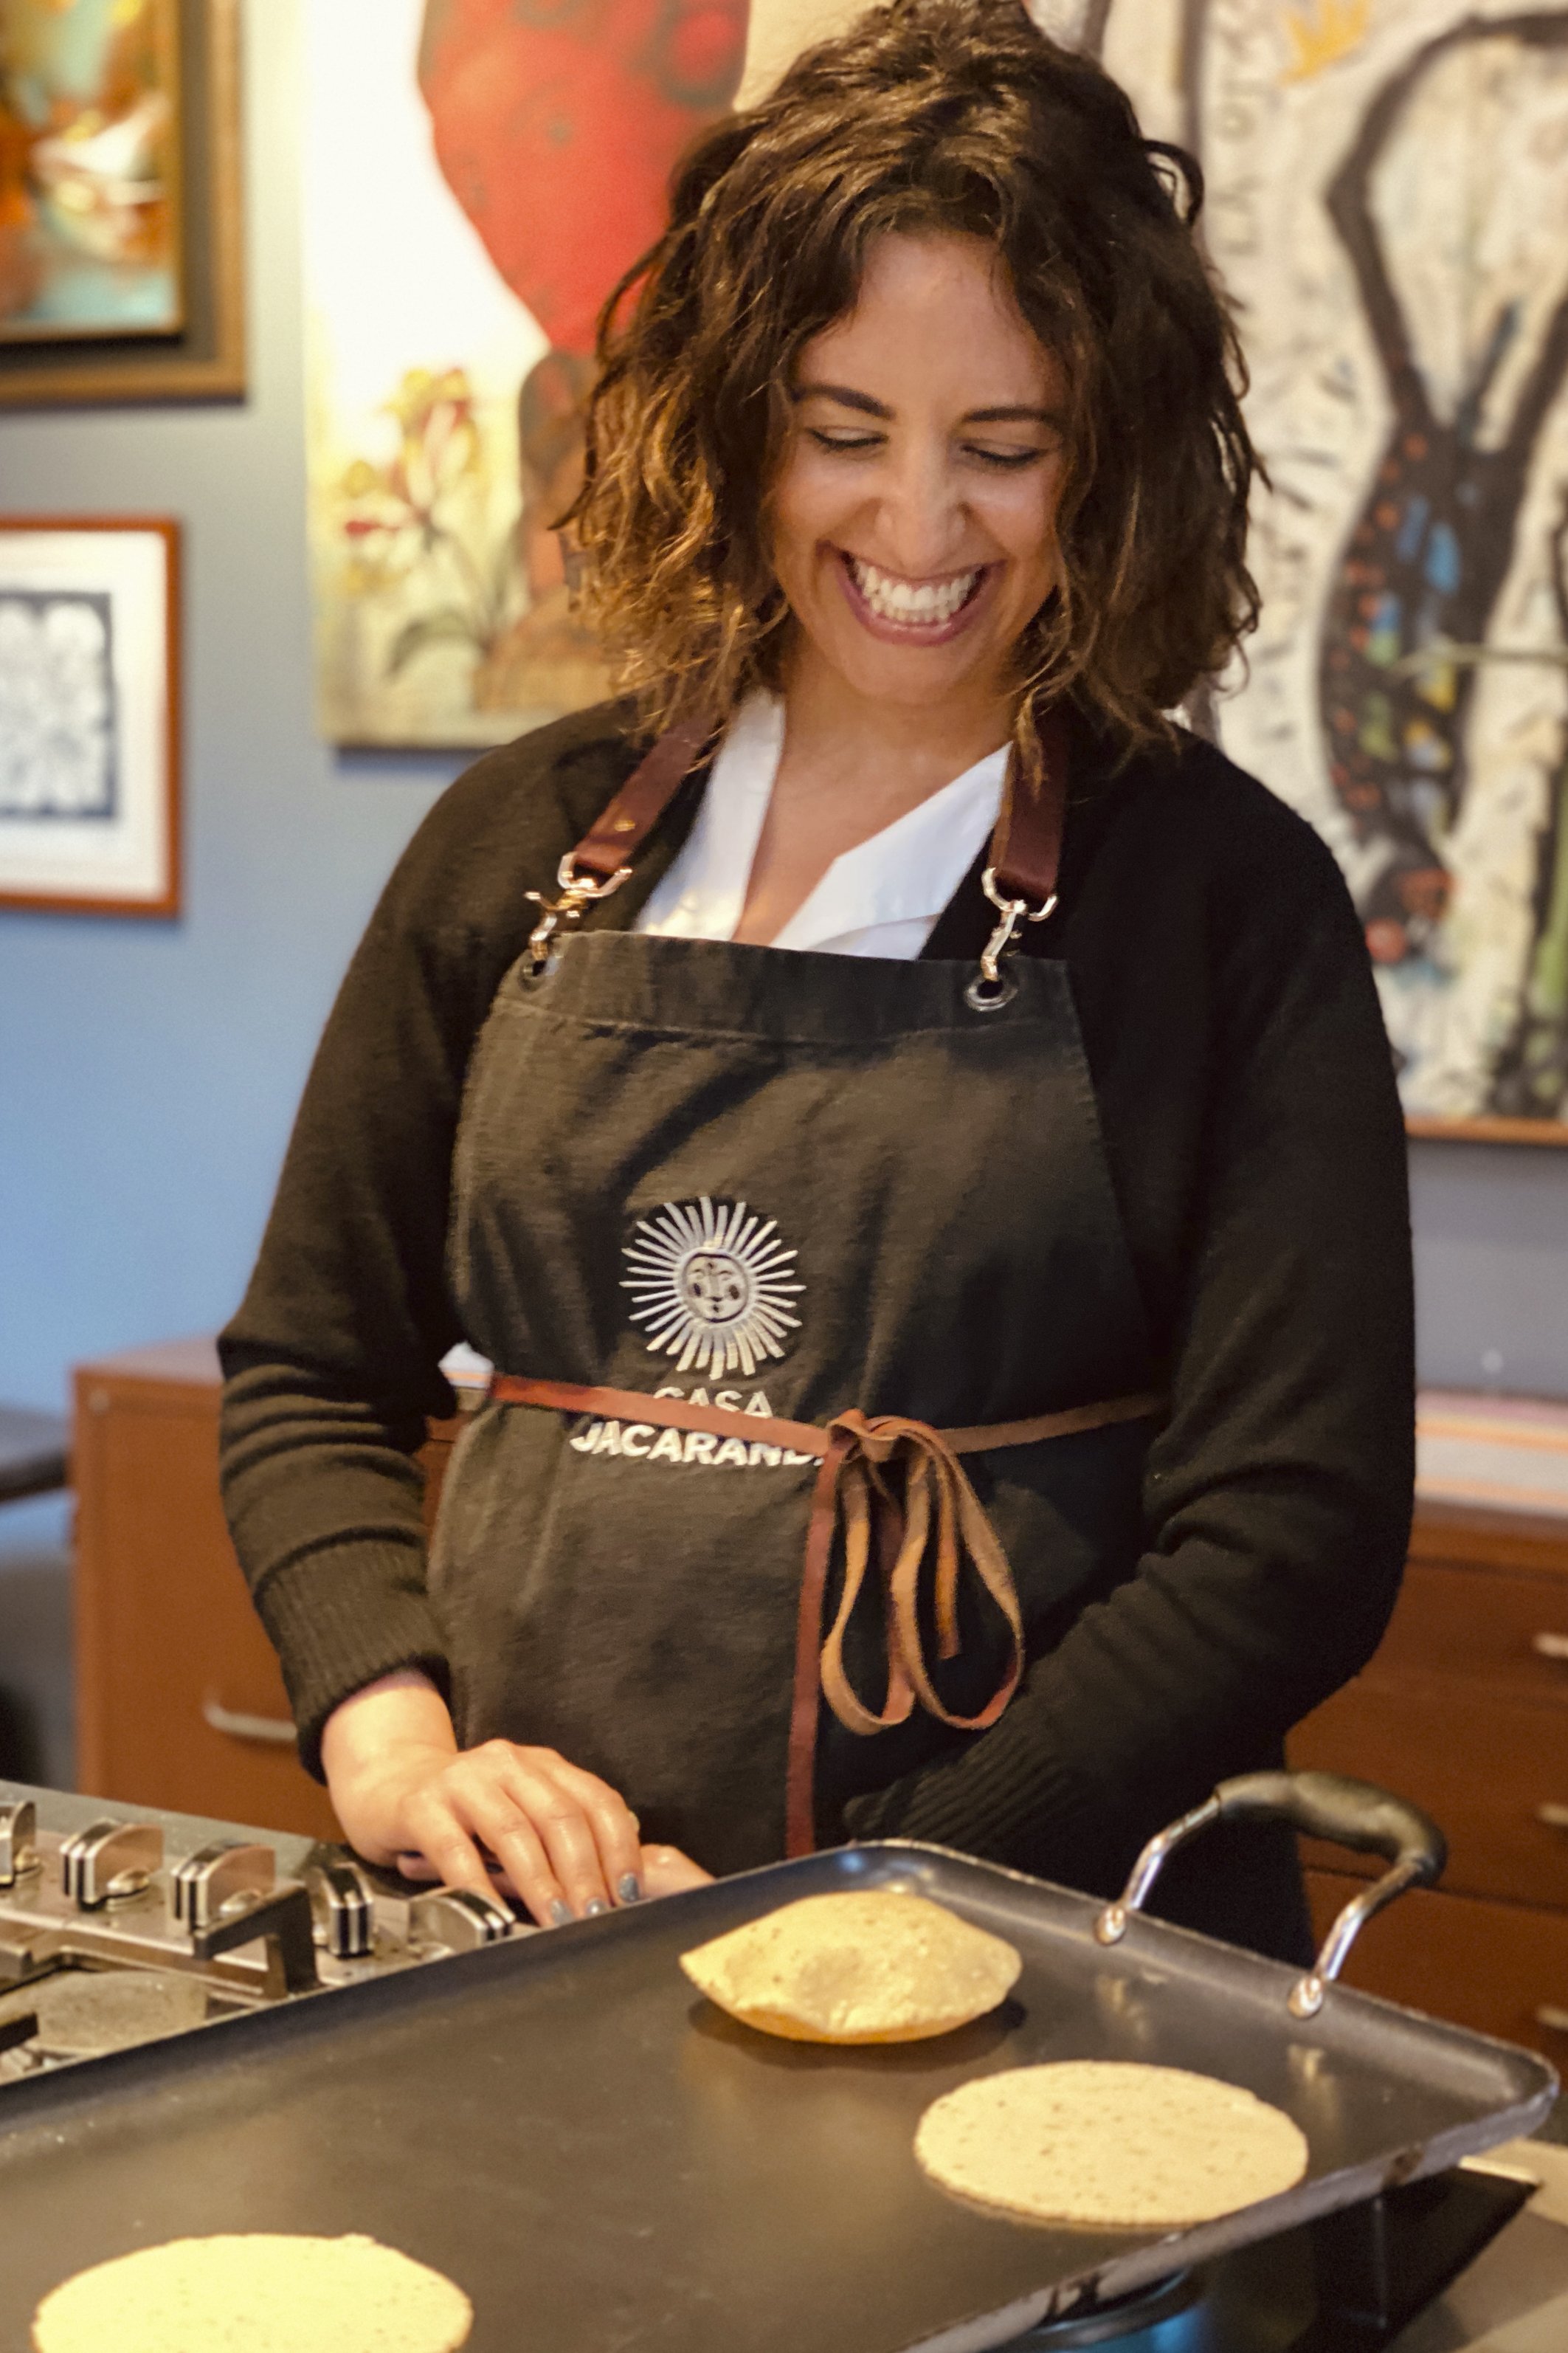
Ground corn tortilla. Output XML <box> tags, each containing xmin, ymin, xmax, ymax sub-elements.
<box><xmin>680</xmin><ymin>1890</ymin><xmax>1022</xmax><ymax>2042</ymax></box>
<box><xmin>915</xmin><ymin>2061</ymin><xmax>1310</xmax><ymax>2228</ymax></box>
<box><xmin>32</xmin><ymin>2233</ymin><xmax>474</xmax><ymax>2353</ymax></box>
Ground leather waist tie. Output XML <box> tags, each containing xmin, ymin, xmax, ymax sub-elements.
<box><xmin>487</xmin><ymin>1375</ymin><xmax>1164</xmax><ymax>1858</ymax></box>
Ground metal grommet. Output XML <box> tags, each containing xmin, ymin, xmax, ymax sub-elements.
<box><xmin>964</xmin><ymin>968</ymin><xmax>1018</xmax><ymax>1013</ymax></box>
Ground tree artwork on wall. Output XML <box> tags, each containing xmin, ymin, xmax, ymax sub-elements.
<box><xmin>1070</xmin><ymin>0</ymin><xmax>1568</xmax><ymax>1137</ymax></box>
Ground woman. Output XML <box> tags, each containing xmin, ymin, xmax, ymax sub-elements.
<box><xmin>220</xmin><ymin>0</ymin><xmax>1413</xmax><ymax>1962</ymax></box>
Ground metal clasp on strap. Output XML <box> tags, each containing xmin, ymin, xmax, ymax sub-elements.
<box><xmin>965</xmin><ymin>866</ymin><xmax>1057</xmax><ymax>1013</ymax></box>
<box><xmin>524</xmin><ymin>854</ymin><xmax>633</xmax><ymax>975</ymax></box>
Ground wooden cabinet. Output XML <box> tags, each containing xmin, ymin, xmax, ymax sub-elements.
<box><xmin>72</xmin><ymin>1337</ymin><xmax>1568</xmax><ymax>2061</ymax></box>
<box><xmin>1288</xmin><ymin>1496</ymin><xmax>1568</xmax><ymax>2061</ymax></box>
<box><xmin>72</xmin><ymin>1337</ymin><xmax>464</xmax><ymax>1840</ymax></box>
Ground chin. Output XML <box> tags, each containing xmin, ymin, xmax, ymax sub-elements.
<box><xmin>810</xmin><ymin>621</ymin><xmax>1004</xmax><ymax>708</ymax></box>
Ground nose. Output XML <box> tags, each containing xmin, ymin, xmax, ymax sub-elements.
<box><xmin>868</xmin><ymin>433</ymin><xmax>970</xmax><ymax>577</ymax></box>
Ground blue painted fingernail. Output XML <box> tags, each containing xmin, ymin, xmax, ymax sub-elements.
<box><xmin>548</xmin><ymin>1899</ymin><xmax>573</xmax><ymax>1927</ymax></box>
<box><xmin>618</xmin><ymin>1873</ymin><xmax>643</xmax><ymax>1904</ymax></box>
<box><xmin>584</xmin><ymin>1898</ymin><xmax>609</xmax><ymax>1918</ymax></box>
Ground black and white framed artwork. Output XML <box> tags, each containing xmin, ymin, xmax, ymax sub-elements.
<box><xmin>0</xmin><ymin>520</ymin><xmax>181</xmax><ymax>916</ymax></box>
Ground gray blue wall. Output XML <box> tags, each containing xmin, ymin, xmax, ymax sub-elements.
<box><xmin>2</xmin><ymin>0</ymin><xmax>1567</xmax><ymax>1452</ymax></box>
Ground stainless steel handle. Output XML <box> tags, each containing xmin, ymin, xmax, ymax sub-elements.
<box><xmin>408</xmin><ymin>1887</ymin><xmax>516</xmax><ymax>1957</ymax></box>
<box><xmin>171</xmin><ymin>1841</ymin><xmax>277</xmax><ymax>1932</ymax></box>
<box><xmin>308</xmin><ymin>1858</ymin><xmax>376</xmax><ymax>1960</ymax></box>
<box><xmin>60</xmin><ymin>1818</ymin><xmax>164</xmax><ymax>1909</ymax></box>
<box><xmin>1533</xmin><ymin>1633</ymin><xmax>1568</xmax><ymax>1662</ymax></box>
<box><xmin>0</xmin><ymin>1800</ymin><xmax>38</xmax><ymax>1889</ymax></box>
<box><xmin>1096</xmin><ymin>1770</ymin><xmax>1446</xmax><ymax>2021</ymax></box>
<box><xmin>201</xmin><ymin>1695</ymin><xmax>295</xmax><ymax>1746</ymax></box>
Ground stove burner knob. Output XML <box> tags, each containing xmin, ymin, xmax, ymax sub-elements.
<box><xmin>170</xmin><ymin>1842</ymin><xmax>277</xmax><ymax>1933</ymax></box>
<box><xmin>408</xmin><ymin>1887</ymin><xmax>516</xmax><ymax>1957</ymax></box>
<box><xmin>59</xmin><ymin>1819</ymin><xmax>164</xmax><ymax>1909</ymax></box>
<box><xmin>308</xmin><ymin>1858</ymin><xmax>376</xmax><ymax>1960</ymax></box>
<box><xmin>0</xmin><ymin>1800</ymin><xmax>39</xmax><ymax>1889</ymax></box>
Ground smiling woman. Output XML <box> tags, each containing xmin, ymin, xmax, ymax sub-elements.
<box><xmin>571</xmin><ymin>0</ymin><xmax>1252</xmax><ymax>760</ymax></box>
<box><xmin>219</xmin><ymin>0</ymin><xmax>1414</xmax><ymax>1966</ymax></box>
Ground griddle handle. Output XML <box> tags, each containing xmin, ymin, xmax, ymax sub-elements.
<box><xmin>1095</xmin><ymin>1769</ymin><xmax>1447</xmax><ymax>2021</ymax></box>
<box><xmin>1212</xmin><ymin>1770</ymin><xmax>1448</xmax><ymax>1884</ymax></box>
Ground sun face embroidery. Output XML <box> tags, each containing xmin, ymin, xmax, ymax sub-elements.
<box><xmin>621</xmin><ymin>1198</ymin><xmax>804</xmax><ymax>1377</ymax></box>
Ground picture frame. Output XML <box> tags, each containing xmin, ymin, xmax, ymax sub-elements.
<box><xmin>1083</xmin><ymin>0</ymin><xmax>1568</xmax><ymax>1149</ymax></box>
<box><xmin>1406</xmin><ymin>1115</ymin><xmax>1568</xmax><ymax>1148</ymax></box>
<box><xmin>0</xmin><ymin>517</ymin><xmax>182</xmax><ymax>917</ymax></box>
<box><xmin>0</xmin><ymin>0</ymin><xmax>244</xmax><ymax>407</ymax></box>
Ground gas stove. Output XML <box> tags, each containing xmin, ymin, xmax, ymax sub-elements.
<box><xmin>3</xmin><ymin>1783</ymin><xmax>1566</xmax><ymax>2352</ymax></box>
<box><xmin>0</xmin><ymin>1778</ymin><xmax>531</xmax><ymax>2078</ymax></box>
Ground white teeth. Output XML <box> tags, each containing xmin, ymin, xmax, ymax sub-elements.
<box><xmin>848</xmin><ymin>557</ymin><xmax>981</xmax><ymax>626</ymax></box>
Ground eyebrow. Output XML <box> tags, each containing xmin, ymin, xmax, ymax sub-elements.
<box><xmin>791</xmin><ymin>382</ymin><xmax>1060</xmax><ymax>427</ymax></box>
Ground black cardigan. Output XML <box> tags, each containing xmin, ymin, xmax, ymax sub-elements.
<box><xmin>218</xmin><ymin>700</ymin><xmax>1415</xmax><ymax>1958</ymax></box>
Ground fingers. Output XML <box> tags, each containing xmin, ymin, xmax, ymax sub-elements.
<box><xmin>399</xmin><ymin>1782</ymin><xmax>509</xmax><ymax>1906</ymax></box>
<box><xmin>462</xmin><ymin>1782</ymin><xmax>570</xmax><ymax>1928</ymax></box>
<box><xmin>492</xmin><ymin>1751</ymin><xmax>640</xmax><ymax>1918</ymax></box>
<box><xmin>386</xmin><ymin>1744</ymin><xmax>647</xmax><ymax>1926</ymax></box>
<box><xmin>544</xmin><ymin>1758</ymin><xmax>645</xmax><ymax>1906</ymax></box>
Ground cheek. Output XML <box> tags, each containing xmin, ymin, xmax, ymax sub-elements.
<box><xmin>770</xmin><ymin>448</ymin><xmax>858</xmax><ymax>577</ymax></box>
<box><xmin>983</xmin><ymin>475</ymin><xmax>1063</xmax><ymax>585</ymax></box>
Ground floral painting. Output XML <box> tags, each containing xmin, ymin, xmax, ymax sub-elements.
<box><xmin>302</xmin><ymin>0</ymin><xmax>857</xmax><ymax>748</ymax></box>
<box><xmin>0</xmin><ymin>0</ymin><xmax>183</xmax><ymax>342</ymax></box>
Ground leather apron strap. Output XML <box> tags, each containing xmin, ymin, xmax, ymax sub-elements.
<box><xmin>487</xmin><ymin>1375</ymin><xmax>1164</xmax><ymax>1858</ymax></box>
<box><xmin>523</xmin><ymin>704</ymin><xmax>1071</xmax><ymax>988</ymax></box>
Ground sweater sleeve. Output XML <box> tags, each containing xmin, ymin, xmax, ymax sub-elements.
<box><xmin>218</xmin><ymin>726</ymin><xmax>612</xmax><ymax>1776</ymax></box>
<box><xmin>842</xmin><ymin>799</ymin><xmax>1416</xmax><ymax>1889</ymax></box>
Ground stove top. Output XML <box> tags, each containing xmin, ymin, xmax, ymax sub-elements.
<box><xmin>0</xmin><ymin>1777</ymin><xmax>532</xmax><ymax>2078</ymax></box>
<box><xmin>4</xmin><ymin>1783</ymin><xmax>1565</xmax><ymax>2353</ymax></box>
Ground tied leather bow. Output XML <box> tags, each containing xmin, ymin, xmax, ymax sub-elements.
<box><xmin>809</xmin><ymin>1411</ymin><xmax>1025</xmax><ymax>1736</ymax></box>
<box><xmin>487</xmin><ymin>1375</ymin><xmax>1163</xmax><ymax>1857</ymax></box>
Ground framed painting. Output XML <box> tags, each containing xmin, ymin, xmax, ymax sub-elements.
<box><xmin>302</xmin><ymin>0</ymin><xmax>835</xmax><ymax>748</ymax></box>
<box><xmin>1035</xmin><ymin>0</ymin><xmax>1568</xmax><ymax>1142</ymax></box>
<box><xmin>0</xmin><ymin>0</ymin><xmax>243</xmax><ymax>406</ymax></box>
<box><xmin>0</xmin><ymin>518</ymin><xmax>181</xmax><ymax>917</ymax></box>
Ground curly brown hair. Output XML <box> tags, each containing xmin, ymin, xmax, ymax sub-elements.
<box><xmin>565</xmin><ymin>0</ymin><xmax>1258</xmax><ymax>757</ymax></box>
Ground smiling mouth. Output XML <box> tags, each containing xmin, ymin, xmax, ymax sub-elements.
<box><xmin>840</xmin><ymin>551</ymin><xmax>989</xmax><ymax>628</ymax></box>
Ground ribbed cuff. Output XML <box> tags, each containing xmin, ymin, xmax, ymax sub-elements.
<box><xmin>254</xmin><ymin>1541</ymin><xmax>451</xmax><ymax>1782</ymax></box>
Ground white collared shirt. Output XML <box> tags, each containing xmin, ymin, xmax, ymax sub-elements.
<box><xmin>635</xmin><ymin>693</ymin><xmax>1006</xmax><ymax>959</ymax></box>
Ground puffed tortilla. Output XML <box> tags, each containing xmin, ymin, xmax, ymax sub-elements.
<box><xmin>914</xmin><ymin>2061</ymin><xmax>1310</xmax><ymax>2228</ymax></box>
<box><xmin>32</xmin><ymin>2233</ymin><xmax>474</xmax><ymax>2353</ymax></box>
<box><xmin>680</xmin><ymin>1890</ymin><xmax>1022</xmax><ymax>2042</ymax></box>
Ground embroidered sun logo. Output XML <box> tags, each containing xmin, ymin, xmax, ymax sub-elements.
<box><xmin>622</xmin><ymin>1197</ymin><xmax>804</xmax><ymax>1377</ymax></box>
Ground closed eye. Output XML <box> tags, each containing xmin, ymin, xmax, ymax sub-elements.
<box><xmin>807</xmin><ymin>428</ymin><xmax>1053</xmax><ymax>471</ymax></box>
<box><xmin>807</xmin><ymin>428</ymin><xmax>885</xmax><ymax>453</ymax></box>
<box><xmin>964</xmin><ymin>444</ymin><xmax>1051</xmax><ymax>471</ymax></box>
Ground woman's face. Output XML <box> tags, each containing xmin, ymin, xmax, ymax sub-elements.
<box><xmin>770</xmin><ymin>231</ymin><xmax>1068</xmax><ymax>714</ymax></box>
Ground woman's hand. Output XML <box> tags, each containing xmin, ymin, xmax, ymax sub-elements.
<box><xmin>321</xmin><ymin>1670</ymin><xmax>711</xmax><ymax>1921</ymax></box>
<box><xmin>639</xmin><ymin>1842</ymin><xmax>714</xmax><ymax>1899</ymax></box>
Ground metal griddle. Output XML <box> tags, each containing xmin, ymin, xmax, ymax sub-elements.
<box><xmin>0</xmin><ymin>1822</ymin><xmax>1555</xmax><ymax>2353</ymax></box>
